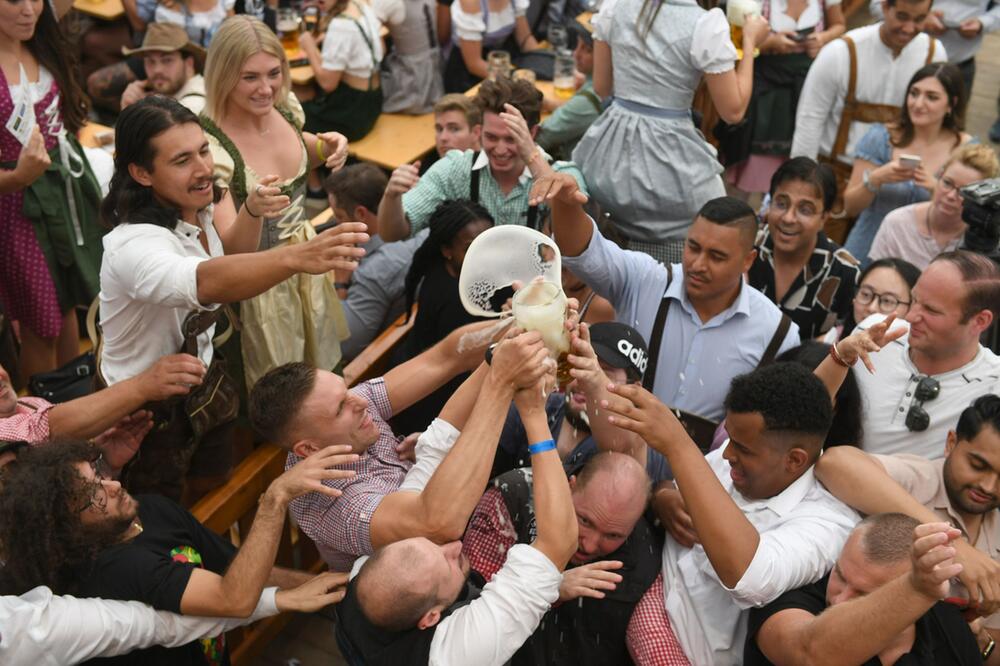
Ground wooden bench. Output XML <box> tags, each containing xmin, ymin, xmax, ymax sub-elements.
<box><xmin>190</xmin><ymin>307</ymin><xmax>416</xmax><ymax>664</ymax></box>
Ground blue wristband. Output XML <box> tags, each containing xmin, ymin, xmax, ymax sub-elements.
<box><xmin>528</xmin><ymin>439</ymin><xmax>557</xmax><ymax>455</ymax></box>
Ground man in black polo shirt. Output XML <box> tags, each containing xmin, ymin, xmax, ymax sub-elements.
<box><xmin>0</xmin><ymin>440</ymin><xmax>357</xmax><ymax>665</ymax></box>
<box><xmin>745</xmin><ymin>513</ymin><xmax>983</xmax><ymax>665</ymax></box>
<box><xmin>748</xmin><ymin>157</ymin><xmax>860</xmax><ymax>340</ymax></box>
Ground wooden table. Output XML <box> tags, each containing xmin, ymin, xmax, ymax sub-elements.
<box><xmin>73</xmin><ymin>0</ymin><xmax>124</xmax><ymax>21</ymax></box>
<box><xmin>348</xmin><ymin>81</ymin><xmax>555</xmax><ymax>171</ymax></box>
<box><xmin>78</xmin><ymin>122</ymin><xmax>114</xmax><ymax>149</ymax></box>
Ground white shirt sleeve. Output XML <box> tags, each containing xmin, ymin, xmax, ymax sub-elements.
<box><xmin>372</xmin><ymin>0</ymin><xmax>405</xmax><ymax>26</ymax></box>
<box><xmin>791</xmin><ymin>38</ymin><xmax>846</xmax><ymax>159</ymax></box>
<box><xmin>398</xmin><ymin>418</ymin><xmax>462</xmax><ymax>493</ymax></box>
<box><xmin>1</xmin><ymin>587</ymin><xmax>280</xmax><ymax>666</ymax></box>
<box><xmin>725</xmin><ymin>512</ymin><xmax>854</xmax><ymax>608</ymax></box>
<box><xmin>690</xmin><ymin>8</ymin><xmax>737</xmax><ymax>74</ymax></box>
<box><xmin>451</xmin><ymin>2</ymin><xmax>487</xmax><ymax>41</ymax></box>
<box><xmin>591</xmin><ymin>0</ymin><xmax>618</xmax><ymax>40</ymax></box>
<box><xmin>428</xmin><ymin>544</ymin><xmax>562</xmax><ymax>666</ymax></box>
<box><xmin>321</xmin><ymin>19</ymin><xmax>361</xmax><ymax>71</ymax></box>
<box><xmin>104</xmin><ymin>230</ymin><xmax>213</xmax><ymax>310</ymax></box>
<box><xmin>512</xmin><ymin>0</ymin><xmax>529</xmax><ymax>17</ymax></box>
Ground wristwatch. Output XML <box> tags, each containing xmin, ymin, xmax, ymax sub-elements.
<box><xmin>862</xmin><ymin>169</ymin><xmax>879</xmax><ymax>194</ymax></box>
<box><xmin>983</xmin><ymin>635</ymin><xmax>995</xmax><ymax>660</ymax></box>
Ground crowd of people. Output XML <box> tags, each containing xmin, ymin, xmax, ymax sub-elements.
<box><xmin>1</xmin><ymin>0</ymin><xmax>1000</xmax><ymax>664</ymax></box>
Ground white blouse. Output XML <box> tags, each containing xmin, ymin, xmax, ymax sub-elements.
<box><xmin>767</xmin><ymin>0</ymin><xmax>840</xmax><ymax>33</ymax></box>
<box><xmin>320</xmin><ymin>3</ymin><xmax>385</xmax><ymax>78</ymax></box>
<box><xmin>592</xmin><ymin>0</ymin><xmax>736</xmax><ymax>74</ymax></box>
<box><xmin>451</xmin><ymin>0</ymin><xmax>529</xmax><ymax>42</ymax></box>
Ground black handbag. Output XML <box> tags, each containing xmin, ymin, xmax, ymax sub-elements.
<box><xmin>28</xmin><ymin>350</ymin><xmax>97</xmax><ymax>403</ymax></box>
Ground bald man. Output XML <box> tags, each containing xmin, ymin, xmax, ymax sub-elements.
<box><xmin>462</xmin><ymin>451</ymin><xmax>660</xmax><ymax>666</ymax></box>
<box><xmin>333</xmin><ymin>375</ymin><xmax>579</xmax><ymax>665</ymax></box>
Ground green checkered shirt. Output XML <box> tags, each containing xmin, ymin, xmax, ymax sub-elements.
<box><xmin>401</xmin><ymin>148</ymin><xmax>587</xmax><ymax>234</ymax></box>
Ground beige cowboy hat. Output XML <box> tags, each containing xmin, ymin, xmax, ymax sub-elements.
<box><xmin>122</xmin><ymin>22</ymin><xmax>207</xmax><ymax>69</ymax></box>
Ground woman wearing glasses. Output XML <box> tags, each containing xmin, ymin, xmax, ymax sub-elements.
<box><xmin>822</xmin><ymin>257</ymin><xmax>921</xmax><ymax>345</ymax></box>
<box><xmin>869</xmin><ymin>144</ymin><xmax>999</xmax><ymax>271</ymax></box>
<box><xmin>841</xmin><ymin>63</ymin><xmax>973</xmax><ymax>264</ymax></box>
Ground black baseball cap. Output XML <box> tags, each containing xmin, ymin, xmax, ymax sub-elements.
<box><xmin>568</xmin><ymin>18</ymin><xmax>594</xmax><ymax>47</ymax></box>
<box><xmin>589</xmin><ymin>322</ymin><xmax>649</xmax><ymax>382</ymax></box>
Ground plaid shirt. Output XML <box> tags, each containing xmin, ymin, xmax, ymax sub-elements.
<box><xmin>401</xmin><ymin>148</ymin><xmax>586</xmax><ymax>234</ymax></box>
<box><xmin>0</xmin><ymin>397</ymin><xmax>53</xmax><ymax>442</ymax></box>
<box><xmin>626</xmin><ymin>574</ymin><xmax>691</xmax><ymax>666</ymax></box>
<box><xmin>286</xmin><ymin>379</ymin><xmax>411</xmax><ymax>571</ymax></box>
<box><xmin>462</xmin><ymin>487</ymin><xmax>519</xmax><ymax>582</ymax></box>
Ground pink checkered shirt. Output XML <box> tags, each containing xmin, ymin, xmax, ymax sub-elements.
<box><xmin>286</xmin><ymin>378</ymin><xmax>412</xmax><ymax>571</ymax></box>
<box><xmin>462</xmin><ymin>487</ymin><xmax>518</xmax><ymax>582</ymax></box>
<box><xmin>627</xmin><ymin>573</ymin><xmax>691</xmax><ymax>665</ymax></box>
<box><xmin>0</xmin><ymin>397</ymin><xmax>54</xmax><ymax>443</ymax></box>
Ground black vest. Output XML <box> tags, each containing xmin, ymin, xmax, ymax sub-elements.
<box><xmin>335</xmin><ymin>571</ymin><xmax>485</xmax><ymax>666</ymax></box>
<box><xmin>492</xmin><ymin>468</ymin><xmax>663</xmax><ymax>666</ymax></box>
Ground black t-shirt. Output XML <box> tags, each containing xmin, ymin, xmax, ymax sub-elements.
<box><xmin>78</xmin><ymin>494</ymin><xmax>238</xmax><ymax>666</ymax></box>
<box><xmin>744</xmin><ymin>574</ymin><xmax>982</xmax><ymax>666</ymax></box>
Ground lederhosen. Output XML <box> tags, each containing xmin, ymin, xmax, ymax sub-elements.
<box><xmin>642</xmin><ymin>265</ymin><xmax>791</xmax><ymax>452</ymax></box>
<box><xmin>116</xmin><ymin>309</ymin><xmax>240</xmax><ymax>503</ymax></box>
<box><xmin>822</xmin><ymin>35</ymin><xmax>936</xmax><ymax>243</ymax></box>
<box><xmin>469</xmin><ymin>150</ymin><xmax>540</xmax><ymax>230</ymax></box>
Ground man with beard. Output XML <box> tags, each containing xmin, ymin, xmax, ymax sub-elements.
<box><xmin>816</xmin><ymin>394</ymin><xmax>1000</xmax><ymax>660</ymax></box>
<box><xmin>0</xmin><ymin>440</ymin><xmax>358</xmax><ymax>665</ymax></box>
<box><xmin>119</xmin><ymin>24</ymin><xmax>207</xmax><ymax>114</ymax></box>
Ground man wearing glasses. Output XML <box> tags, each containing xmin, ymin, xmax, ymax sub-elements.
<box><xmin>848</xmin><ymin>250</ymin><xmax>1000</xmax><ymax>459</ymax></box>
<box><xmin>869</xmin><ymin>144</ymin><xmax>1000</xmax><ymax>270</ymax></box>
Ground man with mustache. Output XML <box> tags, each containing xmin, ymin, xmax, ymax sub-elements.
<box><xmin>119</xmin><ymin>23</ymin><xmax>206</xmax><ymax>114</ymax></box>
<box><xmin>816</xmin><ymin>394</ymin><xmax>1000</xmax><ymax>660</ymax></box>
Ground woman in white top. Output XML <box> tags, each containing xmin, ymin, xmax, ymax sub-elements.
<box><xmin>298</xmin><ymin>0</ymin><xmax>384</xmax><ymax>140</ymax></box>
<box><xmin>443</xmin><ymin>0</ymin><xmax>539</xmax><ymax>92</ymax></box>
<box><xmin>718</xmin><ymin>0</ymin><xmax>846</xmax><ymax>194</ymax></box>
<box><xmin>571</xmin><ymin>0</ymin><xmax>769</xmax><ymax>264</ymax></box>
<box><xmin>150</xmin><ymin>0</ymin><xmax>236</xmax><ymax>46</ymax></box>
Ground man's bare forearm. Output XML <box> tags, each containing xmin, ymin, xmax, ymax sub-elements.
<box><xmin>47</xmin><ymin>375</ymin><xmax>150</xmax><ymax>439</ymax></box>
<box><xmin>377</xmin><ymin>194</ymin><xmax>410</xmax><ymax>242</ymax></box>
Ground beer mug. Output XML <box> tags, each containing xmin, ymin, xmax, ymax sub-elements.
<box><xmin>487</xmin><ymin>51</ymin><xmax>513</xmax><ymax>81</ymax></box>
<box><xmin>553</xmin><ymin>50</ymin><xmax>576</xmax><ymax>99</ymax></box>
<box><xmin>277</xmin><ymin>8</ymin><xmax>301</xmax><ymax>53</ymax></box>
<box><xmin>726</xmin><ymin>0</ymin><xmax>762</xmax><ymax>50</ymax></box>
<box><xmin>513</xmin><ymin>280</ymin><xmax>573</xmax><ymax>387</ymax></box>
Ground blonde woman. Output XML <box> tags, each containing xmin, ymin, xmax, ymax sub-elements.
<box><xmin>201</xmin><ymin>15</ymin><xmax>352</xmax><ymax>390</ymax></box>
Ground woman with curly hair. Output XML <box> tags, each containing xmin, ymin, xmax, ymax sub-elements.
<box><xmin>391</xmin><ymin>199</ymin><xmax>493</xmax><ymax>433</ymax></box>
<box><xmin>0</xmin><ymin>0</ymin><xmax>104</xmax><ymax>380</ymax></box>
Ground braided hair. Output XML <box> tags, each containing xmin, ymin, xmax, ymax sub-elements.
<box><xmin>403</xmin><ymin>199</ymin><xmax>494</xmax><ymax>321</ymax></box>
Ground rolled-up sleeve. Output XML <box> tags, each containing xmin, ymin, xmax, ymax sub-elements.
<box><xmin>399</xmin><ymin>418</ymin><xmax>461</xmax><ymax>493</ymax></box>
<box><xmin>723</xmin><ymin>513</ymin><xmax>854</xmax><ymax>609</ymax></box>
<box><xmin>105</xmin><ymin>232</ymin><xmax>213</xmax><ymax>311</ymax></box>
<box><xmin>429</xmin><ymin>544</ymin><xmax>561</xmax><ymax>665</ymax></box>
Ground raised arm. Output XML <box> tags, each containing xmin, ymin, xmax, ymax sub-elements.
<box><xmin>754</xmin><ymin>523</ymin><xmax>962</xmax><ymax>666</ymax></box>
<box><xmin>195</xmin><ymin>223</ymin><xmax>367</xmax><ymax>305</ymax></box>
<box><xmin>813</xmin><ymin>315</ymin><xmax>904</xmax><ymax>404</ymax></box>
<box><xmin>522</xmin><ymin>380</ymin><xmax>578</xmax><ymax>569</ymax></box>
<box><xmin>179</xmin><ymin>446</ymin><xmax>358</xmax><ymax>617</ymax></box>
<box><xmin>370</xmin><ymin>332</ymin><xmax>550</xmax><ymax>546</ymax></box>
<box><xmin>377</xmin><ymin>163</ymin><xmax>419</xmax><ymax>242</ymax></box>
<box><xmin>383</xmin><ymin>319</ymin><xmax>506</xmax><ymax>415</ymax></box>
<box><xmin>602</xmin><ymin>384</ymin><xmax>760</xmax><ymax>587</ymax></box>
<box><xmin>531</xmin><ymin>171</ymin><xmax>592</xmax><ymax>257</ymax></box>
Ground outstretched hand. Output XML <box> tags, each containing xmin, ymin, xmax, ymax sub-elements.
<box><xmin>834</xmin><ymin>314</ymin><xmax>907</xmax><ymax>373</ymax></box>
<box><xmin>271</xmin><ymin>444</ymin><xmax>359</xmax><ymax>502</ymax></box>
<box><xmin>529</xmin><ymin>172</ymin><xmax>589</xmax><ymax>207</ymax></box>
<box><xmin>275</xmin><ymin>571</ymin><xmax>350</xmax><ymax>612</ymax></box>
<box><xmin>909</xmin><ymin>522</ymin><xmax>963</xmax><ymax>600</ymax></box>
<box><xmin>93</xmin><ymin>410</ymin><xmax>154</xmax><ymax>475</ymax></box>
<box><xmin>600</xmin><ymin>382</ymin><xmax>687</xmax><ymax>452</ymax></box>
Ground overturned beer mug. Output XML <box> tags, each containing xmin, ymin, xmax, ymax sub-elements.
<box><xmin>459</xmin><ymin>226</ymin><xmax>571</xmax><ymax>385</ymax></box>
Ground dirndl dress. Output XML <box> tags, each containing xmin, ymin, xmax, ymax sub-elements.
<box><xmin>572</xmin><ymin>0</ymin><xmax>735</xmax><ymax>245</ymax></box>
<box><xmin>380</xmin><ymin>0</ymin><xmax>445</xmax><ymax>114</ymax></box>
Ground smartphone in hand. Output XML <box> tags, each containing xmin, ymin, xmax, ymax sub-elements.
<box><xmin>899</xmin><ymin>154</ymin><xmax>922</xmax><ymax>170</ymax></box>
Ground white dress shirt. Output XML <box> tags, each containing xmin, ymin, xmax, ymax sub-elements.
<box><xmin>853</xmin><ymin>314</ymin><xmax>1000</xmax><ymax>459</ymax></box>
<box><xmin>1</xmin><ymin>586</ymin><xmax>279</xmax><ymax>666</ymax></box>
<box><xmin>662</xmin><ymin>447</ymin><xmax>859</xmax><ymax>666</ymax></box>
<box><xmin>791</xmin><ymin>24</ymin><xmax>946</xmax><ymax>163</ymax></box>
<box><xmin>398</xmin><ymin>417</ymin><xmax>462</xmax><ymax>493</ymax></box>
<box><xmin>98</xmin><ymin>207</ymin><xmax>223</xmax><ymax>385</ymax></box>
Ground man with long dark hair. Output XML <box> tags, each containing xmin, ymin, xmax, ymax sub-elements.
<box><xmin>0</xmin><ymin>439</ymin><xmax>357</xmax><ymax>665</ymax></box>
<box><xmin>97</xmin><ymin>96</ymin><xmax>368</xmax><ymax>502</ymax></box>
